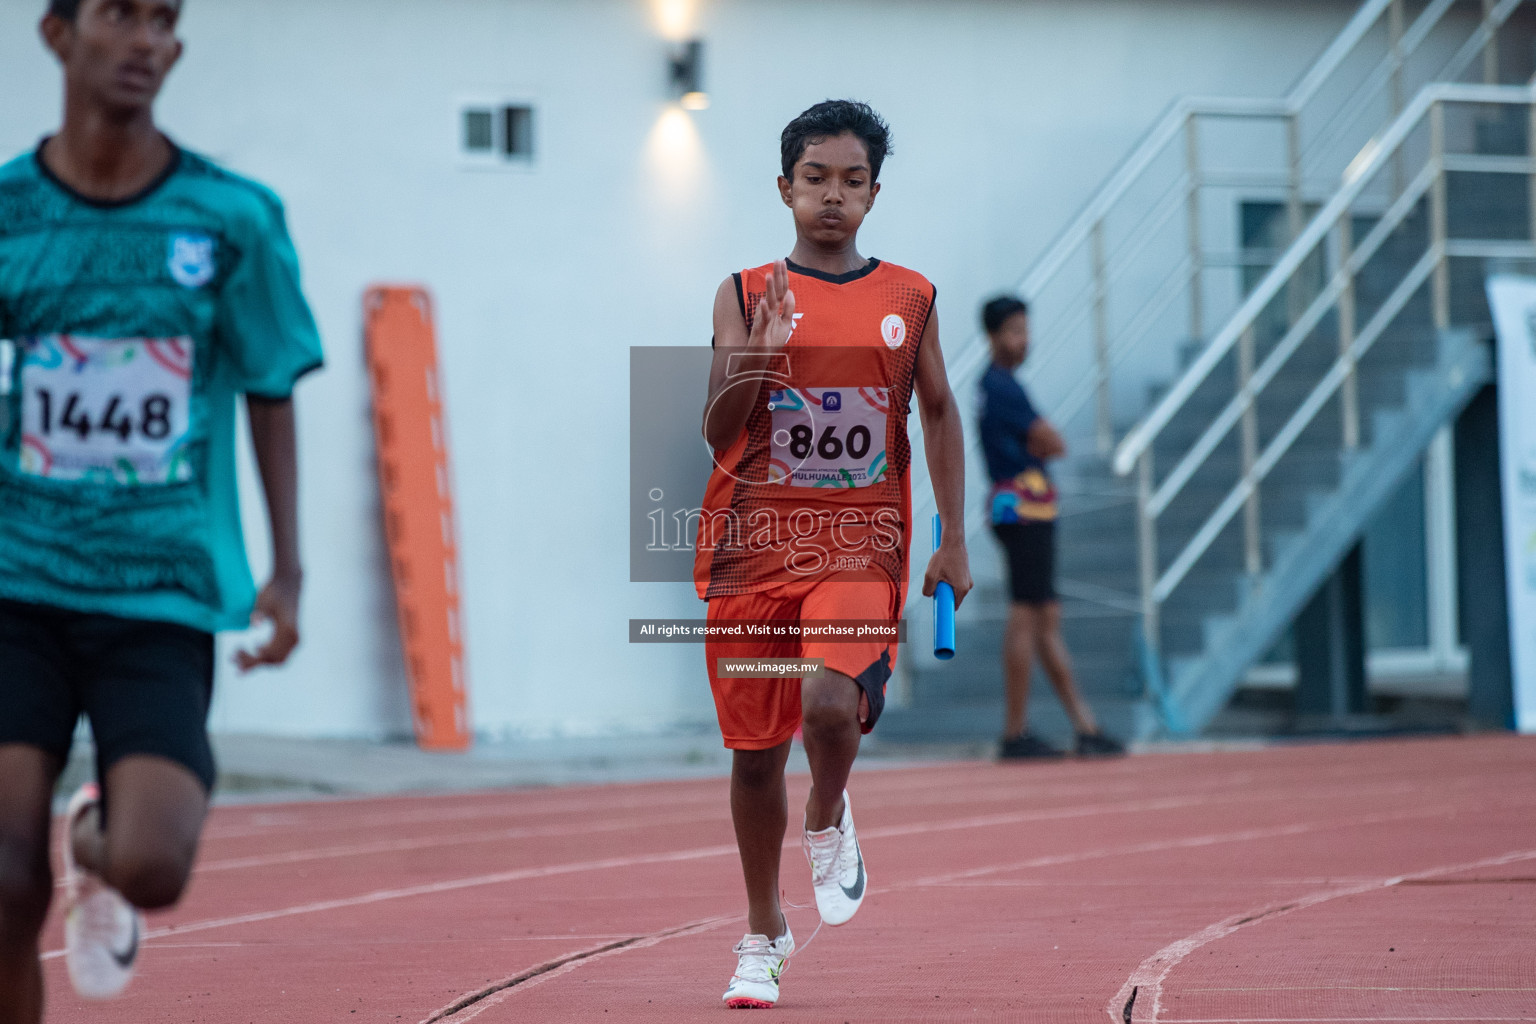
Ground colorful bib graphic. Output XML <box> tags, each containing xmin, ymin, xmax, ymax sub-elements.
<box><xmin>766</xmin><ymin>385</ymin><xmax>889</xmax><ymax>488</ymax></box>
<box><xmin>19</xmin><ymin>334</ymin><xmax>195</xmax><ymax>485</ymax></box>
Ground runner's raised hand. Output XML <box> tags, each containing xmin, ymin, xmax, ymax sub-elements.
<box><xmin>748</xmin><ymin>259</ymin><xmax>796</xmax><ymax>353</ymax></box>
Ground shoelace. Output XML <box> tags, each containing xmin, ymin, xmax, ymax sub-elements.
<box><xmin>802</xmin><ymin>827</ymin><xmax>843</xmax><ymax>886</ymax></box>
<box><xmin>730</xmin><ymin>937</ymin><xmax>789</xmax><ymax>985</ymax></box>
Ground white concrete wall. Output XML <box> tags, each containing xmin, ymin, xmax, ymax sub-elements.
<box><xmin>0</xmin><ymin>0</ymin><xmax>1356</xmax><ymax>740</ymax></box>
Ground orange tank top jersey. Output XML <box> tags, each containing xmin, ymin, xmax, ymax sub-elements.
<box><xmin>694</xmin><ymin>259</ymin><xmax>936</xmax><ymax>599</ymax></box>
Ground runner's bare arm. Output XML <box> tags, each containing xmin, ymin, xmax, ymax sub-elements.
<box><xmin>236</xmin><ymin>395</ymin><xmax>302</xmax><ymax>671</ymax></box>
<box><xmin>913</xmin><ymin>308</ymin><xmax>974</xmax><ymax>607</ymax></box>
<box><xmin>702</xmin><ymin>260</ymin><xmax>796</xmax><ymax>450</ymax></box>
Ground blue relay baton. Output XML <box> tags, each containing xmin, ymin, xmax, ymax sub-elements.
<box><xmin>932</xmin><ymin>514</ymin><xmax>955</xmax><ymax>660</ymax></box>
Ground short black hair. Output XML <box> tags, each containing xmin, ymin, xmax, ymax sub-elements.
<box><xmin>47</xmin><ymin>0</ymin><xmax>181</xmax><ymax>21</ymax></box>
<box><xmin>982</xmin><ymin>296</ymin><xmax>1029</xmax><ymax>335</ymax></box>
<box><xmin>780</xmin><ymin>100</ymin><xmax>892</xmax><ymax>181</ymax></box>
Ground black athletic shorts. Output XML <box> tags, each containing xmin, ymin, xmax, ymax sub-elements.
<box><xmin>992</xmin><ymin>521</ymin><xmax>1057</xmax><ymax>604</ymax></box>
<box><xmin>0</xmin><ymin>598</ymin><xmax>217</xmax><ymax>793</ymax></box>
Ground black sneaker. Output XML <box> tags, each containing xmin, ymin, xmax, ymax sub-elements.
<box><xmin>1075</xmin><ymin>731</ymin><xmax>1126</xmax><ymax>757</ymax></box>
<box><xmin>998</xmin><ymin>733</ymin><xmax>1066</xmax><ymax>760</ymax></box>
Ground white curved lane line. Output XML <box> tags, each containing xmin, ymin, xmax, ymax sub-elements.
<box><xmin>1105</xmin><ymin>848</ymin><xmax>1536</xmax><ymax>1024</ymax></box>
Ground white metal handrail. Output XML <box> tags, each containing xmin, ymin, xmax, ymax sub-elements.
<box><xmin>1113</xmin><ymin>80</ymin><xmax>1526</xmax><ymax>478</ymax></box>
<box><xmin>906</xmin><ymin>0</ymin><xmax>1526</xmax><ymax>609</ymax></box>
<box><xmin>1121</xmin><ymin>80</ymin><xmax>1536</xmax><ymax>649</ymax></box>
<box><xmin>971</xmin><ymin>0</ymin><xmax>1468</xmax><ymax>390</ymax></box>
<box><xmin>924</xmin><ymin>0</ymin><xmax>1510</xmax><ymax>473</ymax></box>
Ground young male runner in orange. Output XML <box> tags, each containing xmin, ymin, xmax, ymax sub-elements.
<box><xmin>696</xmin><ymin>99</ymin><xmax>972</xmax><ymax>1008</ymax></box>
<box><xmin>0</xmin><ymin>2</ymin><xmax>321</xmax><ymax>1019</ymax></box>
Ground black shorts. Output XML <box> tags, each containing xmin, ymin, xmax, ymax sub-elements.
<box><xmin>993</xmin><ymin>521</ymin><xmax>1057</xmax><ymax>604</ymax></box>
<box><xmin>0</xmin><ymin>598</ymin><xmax>217</xmax><ymax>793</ymax></box>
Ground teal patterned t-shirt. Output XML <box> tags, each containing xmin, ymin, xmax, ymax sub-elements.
<box><xmin>0</xmin><ymin>143</ymin><xmax>323</xmax><ymax>632</ymax></box>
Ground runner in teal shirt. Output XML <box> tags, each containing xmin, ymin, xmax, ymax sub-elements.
<box><xmin>0</xmin><ymin>143</ymin><xmax>322</xmax><ymax>632</ymax></box>
<box><xmin>0</xmin><ymin>1</ymin><xmax>322</xmax><ymax>1015</ymax></box>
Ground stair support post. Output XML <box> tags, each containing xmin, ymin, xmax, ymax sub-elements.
<box><xmin>1430</xmin><ymin>100</ymin><xmax>1450</xmax><ymax>331</ymax></box>
<box><xmin>1092</xmin><ymin>218</ymin><xmax>1113</xmax><ymax>455</ymax></box>
<box><xmin>1389</xmin><ymin>0</ymin><xmax>1405</xmax><ymax>198</ymax></box>
<box><xmin>1186</xmin><ymin>113</ymin><xmax>1204</xmax><ymax>344</ymax></box>
<box><xmin>1286</xmin><ymin>113</ymin><xmax>1306</xmax><ymax>330</ymax></box>
<box><xmin>1337</xmin><ymin>213</ymin><xmax>1360</xmax><ymax>451</ymax></box>
<box><xmin>1137</xmin><ymin>449</ymin><xmax>1160</xmax><ymax>656</ymax></box>
<box><xmin>1528</xmin><ymin>98</ymin><xmax>1536</xmax><ymax>250</ymax></box>
<box><xmin>1481</xmin><ymin>0</ymin><xmax>1499</xmax><ymax>85</ymax></box>
<box><xmin>1286</xmin><ymin>113</ymin><xmax>1303</xmax><ymax>245</ymax></box>
<box><xmin>1239</xmin><ymin>325</ymin><xmax>1263</xmax><ymax>577</ymax></box>
<box><xmin>1294</xmin><ymin>543</ymin><xmax>1369</xmax><ymax>720</ymax></box>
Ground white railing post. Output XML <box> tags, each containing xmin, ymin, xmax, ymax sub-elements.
<box><xmin>1286</xmin><ymin>113</ymin><xmax>1306</xmax><ymax>328</ymax></box>
<box><xmin>1482</xmin><ymin>0</ymin><xmax>1499</xmax><ymax>85</ymax></box>
<box><xmin>1092</xmin><ymin>218</ymin><xmax>1113</xmax><ymax>454</ymax></box>
<box><xmin>1529</xmin><ymin>96</ymin><xmax>1536</xmax><ymax>249</ymax></box>
<box><xmin>1390</xmin><ymin>0</ymin><xmax>1406</xmax><ymax>197</ymax></box>
<box><xmin>1239</xmin><ymin>324</ymin><xmax>1262</xmax><ymax>576</ymax></box>
<box><xmin>1186</xmin><ymin>113</ymin><xmax>1204</xmax><ymax>344</ymax></box>
<box><xmin>1286</xmin><ymin>112</ymin><xmax>1304</xmax><ymax>244</ymax></box>
<box><xmin>1430</xmin><ymin>100</ymin><xmax>1450</xmax><ymax>330</ymax></box>
<box><xmin>1338</xmin><ymin>213</ymin><xmax>1361</xmax><ymax>450</ymax></box>
<box><xmin>1137</xmin><ymin>449</ymin><xmax>1160</xmax><ymax>654</ymax></box>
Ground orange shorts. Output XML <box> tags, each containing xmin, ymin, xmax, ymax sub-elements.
<box><xmin>705</xmin><ymin>573</ymin><xmax>902</xmax><ymax>750</ymax></box>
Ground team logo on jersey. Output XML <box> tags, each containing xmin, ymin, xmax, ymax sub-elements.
<box><xmin>880</xmin><ymin>313</ymin><xmax>906</xmax><ymax>349</ymax></box>
<box><xmin>168</xmin><ymin>234</ymin><xmax>216</xmax><ymax>289</ymax></box>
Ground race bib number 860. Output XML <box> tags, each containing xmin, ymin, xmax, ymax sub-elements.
<box><xmin>19</xmin><ymin>335</ymin><xmax>194</xmax><ymax>486</ymax></box>
<box><xmin>767</xmin><ymin>386</ymin><xmax>889</xmax><ymax>488</ymax></box>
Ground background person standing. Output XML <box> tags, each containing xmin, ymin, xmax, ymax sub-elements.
<box><xmin>978</xmin><ymin>296</ymin><xmax>1123</xmax><ymax>760</ymax></box>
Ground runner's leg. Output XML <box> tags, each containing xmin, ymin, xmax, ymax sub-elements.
<box><xmin>73</xmin><ymin>756</ymin><xmax>207</xmax><ymax>911</ymax></box>
<box><xmin>731</xmin><ymin>740</ymin><xmax>792</xmax><ymax>938</ymax></box>
<box><xmin>800</xmin><ymin>670</ymin><xmax>861</xmax><ymax>831</ymax></box>
<box><xmin>0</xmin><ymin>746</ymin><xmax>64</xmax><ymax>1024</ymax></box>
<box><xmin>1033</xmin><ymin>601</ymin><xmax>1098</xmax><ymax>736</ymax></box>
<box><xmin>1003</xmin><ymin>602</ymin><xmax>1038</xmax><ymax>737</ymax></box>
<box><xmin>71</xmin><ymin>612</ymin><xmax>214</xmax><ymax>911</ymax></box>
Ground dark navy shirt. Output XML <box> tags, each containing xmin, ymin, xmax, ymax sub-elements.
<box><xmin>978</xmin><ymin>363</ymin><xmax>1057</xmax><ymax>523</ymax></box>
<box><xmin>979</xmin><ymin>363</ymin><xmax>1044</xmax><ymax>484</ymax></box>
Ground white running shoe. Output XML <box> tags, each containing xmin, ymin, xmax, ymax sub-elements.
<box><xmin>62</xmin><ymin>783</ymin><xmax>142</xmax><ymax>1000</ymax></box>
<box><xmin>804</xmin><ymin>789</ymin><xmax>866</xmax><ymax>926</ymax></box>
<box><xmin>722</xmin><ymin>925</ymin><xmax>794</xmax><ymax>1009</ymax></box>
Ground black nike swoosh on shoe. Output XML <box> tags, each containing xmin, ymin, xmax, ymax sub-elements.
<box><xmin>840</xmin><ymin>839</ymin><xmax>865</xmax><ymax>901</ymax></box>
<box><xmin>110</xmin><ymin>915</ymin><xmax>139</xmax><ymax>970</ymax></box>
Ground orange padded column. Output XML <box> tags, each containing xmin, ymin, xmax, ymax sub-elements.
<box><xmin>364</xmin><ymin>286</ymin><xmax>471</xmax><ymax>751</ymax></box>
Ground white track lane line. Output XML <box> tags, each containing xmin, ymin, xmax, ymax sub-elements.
<box><xmin>42</xmin><ymin>788</ymin><xmax>1500</xmax><ymax>962</ymax></box>
<box><xmin>40</xmin><ymin>843</ymin><xmax>741</xmax><ymax>961</ymax></box>
<box><xmin>910</xmin><ymin>802</ymin><xmax>1488</xmax><ymax>888</ymax></box>
<box><xmin>195</xmin><ymin>760</ymin><xmax>1435</xmax><ymax>842</ymax></box>
<box><xmin>35</xmin><ymin>791</ymin><xmax>1283</xmax><ymax>961</ymax></box>
<box><xmin>162</xmin><ymin>776</ymin><xmax>1441</xmax><ymax>886</ymax></box>
<box><xmin>1106</xmin><ymin>847</ymin><xmax>1536</xmax><ymax>1024</ymax></box>
<box><xmin>419</xmin><ymin>802</ymin><xmax>1526</xmax><ymax>1014</ymax></box>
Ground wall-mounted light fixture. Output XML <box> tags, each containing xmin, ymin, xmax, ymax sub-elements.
<box><xmin>670</xmin><ymin>39</ymin><xmax>708</xmax><ymax>110</ymax></box>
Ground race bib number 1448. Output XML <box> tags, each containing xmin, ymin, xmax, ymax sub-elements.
<box><xmin>19</xmin><ymin>335</ymin><xmax>195</xmax><ymax>486</ymax></box>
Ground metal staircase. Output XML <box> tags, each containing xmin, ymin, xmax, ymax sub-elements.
<box><xmin>884</xmin><ymin>0</ymin><xmax>1534</xmax><ymax>744</ymax></box>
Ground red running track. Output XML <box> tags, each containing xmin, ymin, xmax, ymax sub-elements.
<box><xmin>38</xmin><ymin>735</ymin><xmax>1536</xmax><ymax>1023</ymax></box>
